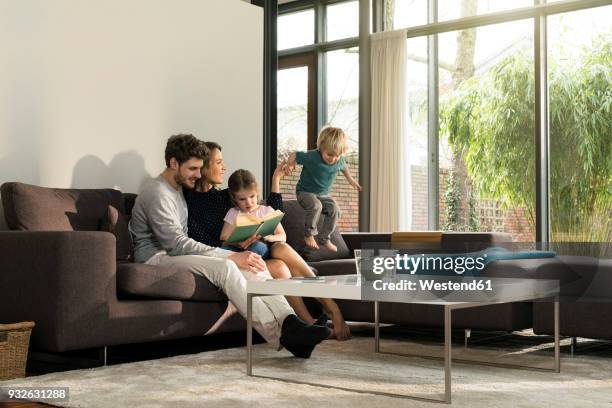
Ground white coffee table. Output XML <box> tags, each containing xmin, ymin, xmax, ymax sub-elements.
<box><xmin>246</xmin><ymin>274</ymin><xmax>560</xmax><ymax>404</ymax></box>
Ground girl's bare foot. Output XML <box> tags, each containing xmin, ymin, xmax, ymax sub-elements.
<box><xmin>323</xmin><ymin>240</ymin><xmax>338</xmax><ymax>252</ymax></box>
<box><xmin>329</xmin><ymin>311</ymin><xmax>351</xmax><ymax>341</ymax></box>
<box><xmin>304</xmin><ymin>235</ymin><xmax>319</xmax><ymax>249</ymax></box>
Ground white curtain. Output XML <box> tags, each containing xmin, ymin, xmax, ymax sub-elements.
<box><xmin>370</xmin><ymin>29</ymin><xmax>411</xmax><ymax>232</ymax></box>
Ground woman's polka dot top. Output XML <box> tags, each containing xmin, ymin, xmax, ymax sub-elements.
<box><xmin>184</xmin><ymin>188</ymin><xmax>283</xmax><ymax>248</ymax></box>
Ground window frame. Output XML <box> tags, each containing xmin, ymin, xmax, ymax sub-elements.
<box><xmin>278</xmin><ymin>52</ymin><xmax>318</xmax><ymax>150</ymax></box>
<box><xmin>268</xmin><ymin>0</ymin><xmax>609</xmax><ymax>239</ymax></box>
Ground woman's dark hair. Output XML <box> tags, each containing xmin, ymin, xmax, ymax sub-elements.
<box><xmin>164</xmin><ymin>134</ymin><xmax>207</xmax><ymax>167</ymax></box>
<box><xmin>228</xmin><ymin>169</ymin><xmax>259</xmax><ymax>196</ymax></box>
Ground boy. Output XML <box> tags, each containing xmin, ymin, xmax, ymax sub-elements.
<box><xmin>287</xmin><ymin>126</ymin><xmax>362</xmax><ymax>251</ymax></box>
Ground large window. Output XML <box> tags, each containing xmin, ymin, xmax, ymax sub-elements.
<box><xmin>277</xmin><ymin>1</ymin><xmax>361</xmax><ymax>232</ymax></box>
<box><xmin>273</xmin><ymin>0</ymin><xmax>610</xmax><ymax>239</ymax></box>
<box><xmin>391</xmin><ymin>0</ymin><xmax>611</xmax><ymax>242</ymax></box>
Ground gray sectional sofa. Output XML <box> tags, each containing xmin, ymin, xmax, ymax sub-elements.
<box><xmin>2</xmin><ymin>181</ymin><xmax>608</xmax><ymax>355</ymax></box>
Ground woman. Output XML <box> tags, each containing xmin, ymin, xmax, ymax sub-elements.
<box><xmin>185</xmin><ymin>141</ymin><xmax>350</xmax><ymax>341</ymax></box>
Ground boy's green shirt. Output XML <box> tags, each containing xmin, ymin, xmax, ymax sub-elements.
<box><xmin>296</xmin><ymin>149</ymin><xmax>346</xmax><ymax>196</ymax></box>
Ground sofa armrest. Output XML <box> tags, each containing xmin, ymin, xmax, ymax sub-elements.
<box><xmin>0</xmin><ymin>231</ymin><xmax>116</xmax><ymax>351</ymax></box>
<box><xmin>341</xmin><ymin>232</ymin><xmax>392</xmax><ymax>254</ymax></box>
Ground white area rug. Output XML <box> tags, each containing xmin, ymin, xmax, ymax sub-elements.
<box><xmin>2</xmin><ymin>336</ymin><xmax>612</xmax><ymax>407</ymax></box>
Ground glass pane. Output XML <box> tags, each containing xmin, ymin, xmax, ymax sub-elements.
<box><xmin>438</xmin><ymin>19</ymin><xmax>535</xmax><ymax>241</ymax></box>
<box><xmin>406</xmin><ymin>37</ymin><xmax>429</xmax><ymax>230</ymax></box>
<box><xmin>278</xmin><ymin>9</ymin><xmax>315</xmax><ymax>50</ymax></box>
<box><xmin>438</xmin><ymin>0</ymin><xmax>533</xmax><ymax>22</ymax></box>
<box><xmin>393</xmin><ymin>0</ymin><xmax>428</xmax><ymax>30</ymax></box>
<box><xmin>277</xmin><ymin>66</ymin><xmax>309</xmax><ymax>201</ymax></box>
<box><xmin>277</xmin><ymin>66</ymin><xmax>309</xmax><ymax>159</ymax></box>
<box><xmin>326</xmin><ymin>1</ymin><xmax>359</xmax><ymax>41</ymax></box>
<box><xmin>326</xmin><ymin>47</ymin><xmax>359</xmax><ymax>231</ymax></box>
<box><xmin>326</xmin><ymin>48</ymin><xmax>359</xmax><ymax>152</ymax></box>
<box><xmin>548</xmin><ymin>5</ymin><xmax>612</xmax><ymax>244</ymax></box>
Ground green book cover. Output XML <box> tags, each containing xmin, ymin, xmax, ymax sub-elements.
<box><xmin>254</xmin><ymin>213</ymin><xmax>284</xmax><ymax>237</ymax></box>
<box><xmin>225</xmin><ymin>212</ymin><xmax>284</xmax><ymax>244</ymax></box>
<box><xmin>225</xmin><ymin>223</ymin><xmax>262</xmax><ymax>244</ymax></box>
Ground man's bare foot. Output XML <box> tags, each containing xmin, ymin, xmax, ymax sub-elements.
<box><xmin>329</xmin><ymin>311</ymin><xmax>351</xmax><ymax>341</ymax></box>
<box><xmin>323</xmin><ymin>240</ymin><xmax>338</xmax><ymax>252</ymax></box>
<box><xmin>304</xmin><ymin>235</ymin><xmax>319</xmax><ymax>249</ymax></box>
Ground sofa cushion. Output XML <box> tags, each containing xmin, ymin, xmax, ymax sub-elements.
<box><xmin>281</xmin><ymin>200</ymin><xmax>350</xmax><ymax>262</ymax></box>
<box><xmin>1</xmin><ymin>182</ymin><xmax>124</xmax><ymax>231</ymax></box>
<box><xmin>100</xmin><ymin>205</ymin><xmax>134</xmax><ymax>262</ymax></box>
<box><xmin>116</xmin><ymin>263</ymin><xmax>228</xmax><ymax>302</ymax></box>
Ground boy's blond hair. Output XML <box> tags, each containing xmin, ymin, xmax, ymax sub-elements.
<box><xmin>317</xmin><ymin>126</ymin><xmax>349</xmax><ymax>156</ymax></box>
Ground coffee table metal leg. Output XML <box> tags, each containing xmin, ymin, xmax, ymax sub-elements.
<box><xmin>444</xmin><ymin>305</ymin><xmax>452</xmax><ymax>404</ymax></box>
<box><xmin>247</xmin><ymin>293</ymin><xmax>253</xmax><ymax>376</ymax></box>
<box><xmin>554</xmin><ymin>298</ymin><xmax>560</xmax><ymax>373</ymax></box>
<box><xmin>374</xmin><ymin>301</ymin><xmax>380</xmax><ymax>352</ymax></box>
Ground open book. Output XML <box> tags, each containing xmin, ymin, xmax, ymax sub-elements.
<box><xmin>225</xmin><ymin>210</ymin><xmax>285</xmax><ymax>244</ymax></box>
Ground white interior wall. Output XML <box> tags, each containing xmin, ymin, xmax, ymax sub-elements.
<box><xmin>0</xmin><ymin>0</ymin><xmax>263</xmax><ymax>229</ymax></box>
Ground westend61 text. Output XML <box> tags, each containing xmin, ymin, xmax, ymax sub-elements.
<box><xmin>373</xmin><ymin>279</ymin><xmax>493</xmax><ymax>292</ymax></box>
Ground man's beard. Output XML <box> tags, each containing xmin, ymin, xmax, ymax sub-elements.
<box><xmin>175</xmin><ymin>173</ymin><xmax>195</xmax><ymax>189</ymax></box>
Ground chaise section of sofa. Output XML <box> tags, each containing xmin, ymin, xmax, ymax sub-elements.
<box><xmin>532</xmin><ymin>257</ymin><xmax>612</xmax><ymax>340</ymax></box>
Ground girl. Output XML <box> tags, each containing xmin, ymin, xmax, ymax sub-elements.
<box><xmin>220</xmin><ymin>167</ymin><xmax>351</xmax><ymax>341</ymax></box>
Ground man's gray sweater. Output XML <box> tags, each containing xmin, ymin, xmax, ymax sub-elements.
<box><xmin>129</xmin><ymin>175</ymin><xmax>228</xmax><ymax>263</ymax></box>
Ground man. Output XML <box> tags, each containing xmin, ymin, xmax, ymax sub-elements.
<box><xmin>129</xmin><ymin>134</ymin><xmax>330</xmax><ymax>358</ymax></box>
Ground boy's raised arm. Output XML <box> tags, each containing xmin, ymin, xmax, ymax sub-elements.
<box><xmin>286</xmin><ymin>152</ymin><xmax>297</xmax><ymax>173</ymax></box>
<box><xmin>341</xmin><ymin>164</ymin><xmax>362</xmax><ymax>191</ymax></box>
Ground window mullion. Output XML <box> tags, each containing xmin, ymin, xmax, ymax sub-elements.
<box><xmin>428</xmin><ymin>0</ymin><xmax>439</xmax><ymax>230</ymax></box>
<box><xmin>315</xmin><ymin>0</ymin><xmax>327</xmax><ymax>137</ymax></box>
<box><xmin>534</xmin><ymin>0</ymin><xmax>550</xmax><ymax>244</ymax></box>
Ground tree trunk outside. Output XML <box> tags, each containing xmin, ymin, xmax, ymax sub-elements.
<box><xmin>450</xmin><ymin>0</ymin><xmax>478</xmax><ymax>231</ymax></box>
<box><xmin>385</xmin><ymin>0</ymin><xmax>395</xmax><ymax>31</ymax></box>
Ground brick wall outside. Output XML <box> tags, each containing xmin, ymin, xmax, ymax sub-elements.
<box><xmin>411</xmin><ymin>165</ymin><xmax>429</xmax><ymax>230</ymax></box>
<box><xmin>436</xmin><ymin>168</ymin><xmax>535</xmax><ymax>242</ymax></box>
<box><xmin>279</xmin><ymin>157</ymin><xmax>534</xmax><ymax>241</ymax></box>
